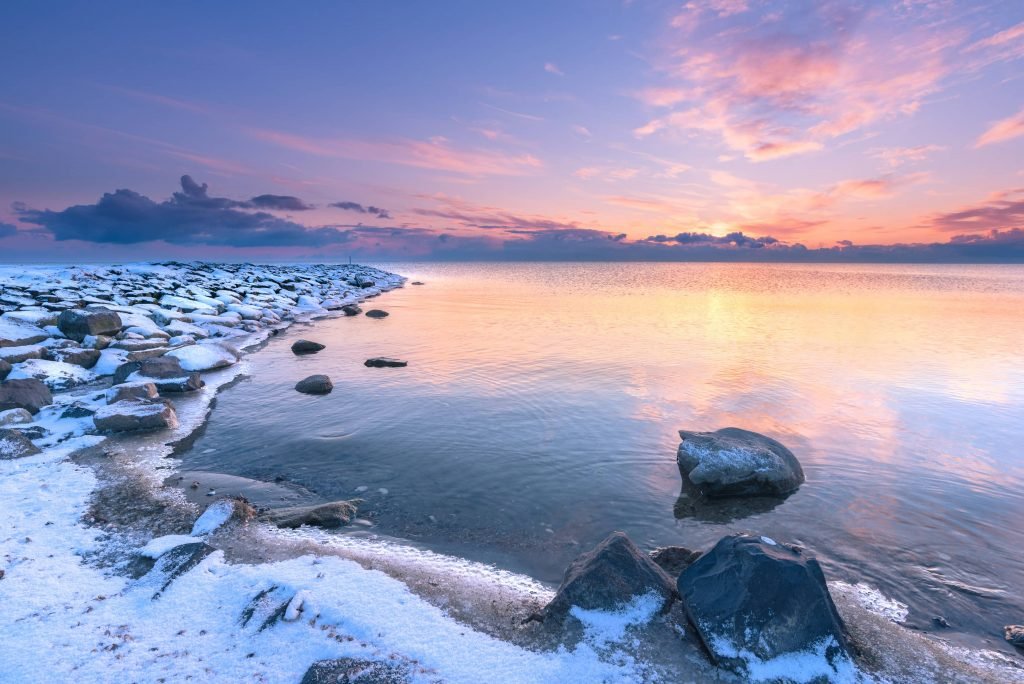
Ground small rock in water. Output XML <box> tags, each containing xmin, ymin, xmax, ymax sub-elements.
<box><xmin>354</xmin><ymin>486</ymin><xmax>368</xmax><ymax>493</ymax></box>
<box><xmin>364</xmin><ymin>357</ymin><xmax>407</xmax><ymax>368</ymax></box>
<box><xmin>932</xmin><ymin>616</ymin><xmax>950</xmax><ymax>629</ymax></box>
<box><xmin>378</xmin><ymin>488</ymin><xmax>388</xmax><ymax>495</ymax></box>
<box><xmin>364</xmin><ymin>309</ymin><xmax>389</xmax><ymax>319</ymax></box>
<box><xmin>265</xmin><ymin>500</ymin><xmax>361</xmax><ymax>529</ymax></box>
<box><xmin>1006</xmin><ymin>624</ymin><xmax>1024</xmax><ymax>647</ymax></box>
<box><xmin>676</xmin><ymin>427</ymin><xmax>805</xmax><ymax>498</ymax></box>
<box><xmin>295</xmin><ymin>374</ymin><xmax>333</xmax><ymax>394</ymax></box>
<box><xmin>0</xmin><ymin>428</ymin><xmax>41</xmax><ymax>459</ymax></box>
<box><xmin>411</xmin><ymin>281</ymin><xmax>425</xmax><ymax>285</ymax></box>
<box><xmin>340</xmin><ymin>304</ymin><xmax>362</xmax><ymax>316</ymax></box>
<box><xmin>291</xmin><ymin>339</ymin><xmax>326</xmax><ymax>354</ymax></box>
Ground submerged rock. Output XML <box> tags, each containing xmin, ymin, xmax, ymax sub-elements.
<box><xmin>295</xmin><ymin>374</ymin><xmax>333</xmax><ymax>394</ymax></box>
<box><xmin>649</xmin><ymin>546</ymin><xmax>703</xmax><ymax>578</ymax></box>
<box><xmin>93</xmin><ymin>399</ymin><xmax>179</xmax><ymax>432</ymax></box>
<box><xmin>0</xmin><ymin>428</ymin><xmax>41</xmax><ymax>459</ymax></box>
<box><xmin>541</xmin><ymin>531</ymin><xmax>676</xmax><ymax>625</ymax></box>
<box><xmin>0</xmin><ymin>378</ymin><xmax>53</xmax><ymax>414</ymax></box>
<box><xmin>676</xmin><ymin>427</ymin><xmax>804</xmax><ymax>498</ymax></box>
<box><xmin>678</xmin><ymin>533</ymin><xmax>851</xmax><ymax>677</ymax></box>
<box><xmin>266</xmin><ymin>500</ymin><xmax>360</xmax><ymax>529</ymax></box>
<box><xmin>365</xmin><ymin>309</ymin><xmax>389</xmax><ymax>318</ymax></box>
<box><xmin>57</xmin><ymin>308</ymin><xmax>122</xmax><ymax>341</ymax></box>
<box><xmin>340</xmin><ymin>304</ymin><xmax>362</xmax><ymax>316</ymax></box>
<box><xmin>1006</xmin><ymin>625</ymin><xmax>1024</xmax><ymax>648</ymax></box>
<box><xmin>300</xmin><ymin>658</ymin><xmax>413</xmax><ymax>684</ymax></box>
<box><xmin>364</xmin><ymin>357</ymin><xmax>407</xmax><ymax>368</ymax></box>
<box><xmin>291</xmin><ymin>339</ymin><xmax>326</xmax><ymax>354</ymax></box>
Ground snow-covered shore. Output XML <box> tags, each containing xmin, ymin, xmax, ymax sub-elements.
<box><xmin>2</xmin><ymin>262</ymin><xmax>1023</xmax><ymax>683</ymax></box>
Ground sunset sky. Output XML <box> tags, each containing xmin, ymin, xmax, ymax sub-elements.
<box><xmin>1</xmin><ymin>1</ymin><xmax>1022</xmax><ymax>261</ymax></box>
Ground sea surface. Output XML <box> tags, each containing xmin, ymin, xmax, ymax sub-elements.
<box><xmin>180</xmin><ymin>262</ymin><xmax>1024</xmax><ymax>651</ymax></box>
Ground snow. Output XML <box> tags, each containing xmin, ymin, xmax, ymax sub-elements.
<box><xmin>7</xmin><ymin>358</ymin><xmax>98</xmax><ymax>390</ymax></box>
<box><xmin>0</xmin><ymin>317</ymin><xmax>48</xmax><ymax>346</ymax></box>
<box><xmin>140</xmin><ymin>534</ymin><xmax>204</xmax><ymax>558</ymax></box>
<box><xmin>831</xmin><ymin>582</ymin><xmax>909</xmax><ymax>624</ymax></box>
<box><xmin>708</xmin><ymin>634</ymin><xmax>861</xmax><ymax>683</ymax></box>
<box><xmin>167</xmin><ymin>343</ymin><xmax>238</xmax><ymax>371</ymax></box>
<box><xmin>568</xmin><ymin>592</ymin><xmax>663</xmax><ymax>647</ymax></box>
<box><xmin>681</xmin><ymin>442</ymin><xmax>781</xmax><ymax>484</ymax></box>
<box><xmin>191</xmin><ymin>499</ymin><xmax>236</xmax><ymax>536</ymax></box>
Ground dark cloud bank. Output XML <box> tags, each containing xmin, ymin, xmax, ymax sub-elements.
<box><xmin>10</xmin><ymin>176</ymin><xmax>1024</xmax><ymax>262</ymax></box>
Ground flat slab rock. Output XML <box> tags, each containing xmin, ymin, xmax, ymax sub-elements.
<box><xmin>264</xmin><ymin>500</ymin><xmax>360</xmax><ymax>529</ymax></box>
<box><xmin>0</xmin><ymin>428</ymin><xmax>41</xmax><ymax>459</ymax></box>
<box><xmin>678</xmin><ymin>533</ymin><xmax>851</xmax><ymax>677</ymax></box>
<box><xmin>300</xmin><ymin>657</ymin><xmax>414</xmax><ymax>684</ymax></box>
<box><xmin>677</xmin><ymin>427</ymin><xmax>805</xmax><ymax>498</ymax></box>
<box><xmin>364</xmin><ymin>357</ymin><xmax>407</xmax><ymax>367</ymax></box>
<box><xmin>295</xmin><ymin>374</ymin><xmax>333</xmax><ymax>394</ymax></box>
<box><xmin>93</xmin><ymin>399</ymin><xmax>179</xmax><ymax>432</ymax></box>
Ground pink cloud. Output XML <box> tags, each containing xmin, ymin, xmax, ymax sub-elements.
<box><xmin>975</xmin><ymin>108</ymin><xmax>1024</xmax><ymax>148</ymax></box>
<box><xmin>870</xmin><ymin>144</ymin><xmax>945</xmax><ymax>168</ymax></box>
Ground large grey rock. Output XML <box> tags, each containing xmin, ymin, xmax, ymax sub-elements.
<box><xmin>364</xmin><ymin>357</ymin><xmax>407</xmax><ymax>368</ymax></box>
<box><xmin>0</xmin><ymin>428</ymin><xmax>41</xmax><ymax>459</ymax></box>
<box><xmin>676</xmin><ymin>427</ymin><xmax>804</xmax><ymax>498</ymax></box>
<box><xmin>57</xmin><ymin>308</ymin><xmax>122</xmax><ymax>341</ymax></box>
<box><xmin>364</xmin><ymin>309</ymin><xmax>389</xmax><ymax>319</ymax></box>
<box><xmin>93</xmin><ymin>399</ymin><xmax>179</xmax><ymax>432</ymax></box>
<box><xmin>678</xmin><ymin>534</ymin><xmax>851</xmax><ymax>677</ymax></box>
<box><xmin>0</xmin><ymin>359</ymin><xmax>9</xmax><ymax>381</ymax></box>
<box><xmin>300</xmin><ymin>658</ymin><xmax>413</xmax><ymax>684</ymax></box>
<box><xmin>542</xmin><ymin>531</ymin><xmax>676</xmax><ymax>624</ymax></box>
<box><xmin>291</xmin><ymin>339</ymin><xmax>325</xmax><ymax>354</ymax></box>
<box><xmin>0</xmin><ymin>378</ymin><xmax>53</xmax><ymax>414</ymax></box>
<box><xmin>295</xmin><ymin>374</ymin><xmax>333</xmax><ymax>394</ymax></box>
<box><xmin>266</xmin><ymin>500</ymin><xmax>360</xmax><ymax>529</ymax></box>
<box><xmin>45</xmin><ymin>346</ymin><xmax>101</xmax><ymax>369</ymax></box>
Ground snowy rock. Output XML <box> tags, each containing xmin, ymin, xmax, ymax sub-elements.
<box><xmin>296</xmin><ymin>295</ymin><xmax>322</xmax><ymax>309</ymax></box>
<box><xmin>226</xmin><ymin>303</ymin><xmax>263</xmax><ymax>320</ymax></box>
<box><xmin>364</xmin><ymin>357</ymin><xmax>407</xmax><ymax>368</ymax></box>
<box><xmin>106</xmin><ymin>381</ymin><xmax>159</xmax><ymax>404</ymax></box>
<box><xmin>295</xmin><ymin>374</ymin><xmax>333</xmax><ymax>395</ymax></box>
<box><xmin>191</xmin><ymin>497</ymin><xmax>255</xmax><ymax>536</ymax></box>
<box><xmin>140</xmin><ymin>535</ymin><xmax>203</xmax><ymax>559</ymax></box>
<box><xmin>341</xmin><ymin>304</ymin><xmax>362</xmax><ymax>316</ymax></box>
<box><xmin>265</xmin><ymin>500</ymin><xmax>360</xmax><ymax>529</ymax></box>
<box><xmin>166</xmin><ymin>343</ymin><xmax>239</xmax><ymax>372</ymax></box>
<box><xmin>678</xmin><ymin>534</ymin><xmax>851</xmax><ymax>678</ymax></box>
<box><xmin>44</xmin><ymin>346</ymin><xmax>101</xmax><ymax>369</ymax></box>
<box><xmin>158</xmin><ymin>294</ymin><xmax>217</xmax><ymax>314</ymax></box>
<box><xmin>291</xmin><ymin>339</ymin><xmax>325</xmax><ymax>354</ymax></box>
<box><xmin>300</xmin><ymin>658</ymin><xmax>413</xmax><ymax>684</ymax></box>
<box><xmin>0</xmin><ymin>378</ymin><xmax>54</xmax><ymax>414</ymax></box>
<box><xmin>163</xmin><ymin>319</ymin><xmax>208</xmax><ymax>339</ymax></box>
<box><xmin>2</xmin><ymin>310</ymin><xmax>58</xmax><ymax>327</ymax></box>
<box><xmin>0</xmin><ymin>428</ymin><xmax>41</xmax><ymax>459</ymax></box>
<box><xmin>7</xmin><ymin>359</ymin><xmax>98</xmax><ymax>390</ymax></box>
<box><xmin>365</xmin><ymin>309</ymin><xmax>389</xmax><ymax>318</ymax></box>
<box><xmin>541</xmin><ymin>531</ymin><xmax>676</xmax><ymax>626</ymax></box>
<box><xmin>147</xmin><ymin>541</ymin><xmax>216</xmax><ymax>599</ymax></box>
<box><xmin>0</xmin><ymin>318</ymin><xmax>49</xmax><ymax>348</ymax></box>
<box><xmin>676</xmin><ymin>427</ymin><xmax>804</xmax><ymax>498</ymax></box>
<box><xmin>114</xmin><ymin>356</ymin><xmax>203</xmax><ymax>393</ymax></box>
<box><xmin>57</xmin><ymin>308</ymin><xmax>123</xmax><ymax>341</ymax></box>
<box><xmin>0</xmin><ymin>344</ymin><xmax>45</xmax><ymax>364</ymax></box>
<box><xmin>93</xmin><ymin>399</ymin><xmax>179</xmax><ymax>432</ymax></box>
<box><xmin>0</xmin><ymin>407</ymin><xmax>33</xmax><ymax>426</ymax></box>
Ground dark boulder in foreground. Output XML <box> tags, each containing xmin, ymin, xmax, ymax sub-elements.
<box><xmin>365</xmin><ymin>309</ymin><xmax>389</xmax><ymax>318</ymax></box>
<box><xmin>0</xmin><ymin>378</ymin><xmax>53</xmax><ymax>414</ymax></box>
<box><xmin>300</xmin><ymin>657</ymin><xmax>413</xmax><ymax>684</ymax></box>
<box><xmin>0</xmin><ymin>428</ymin><xmax>41</xmax><ymax>459</ymax></box>
<box><xmin>364</xmin><ymin>357</ymin><xmax>407</xmax><ymax>368</ymax></box>
<box><xmin>542</xmin><ymin>531</ymin><xmax>676</xmax><ymax>625</ymax></box>
<box><xmin>677</xmin><ymin>427</ymin><xmax>804</xmax><ymax>498</ymax></box>
<box><xmin>266</xmin><ymin>500</ymin><xmax>360</xmax><ymax>529</ymax></box>
<box><xmin>0</xmin><ymin>359</ymin><xmax>11</xmax><ymax>381</ymax></box>
<box><xmin>295</xmin><ymin>374</ymin><xmax>333</xmax><ymax>394</ymax></box>
<box><xmin>678</xmin><ymin>533</ymin><xmax>851</xmax><ymax>677</ymax></box>
<box><xmin>649</xmin><ymin>546</ymin><xmax>702</xmax><ymax>578</ymax></box>
<box><xmin>291</xmin><ymin>339</ymin><xmax>326</xmax><ymax>354</ymax></box>
<box><xmin>1006</xmin><ymin>625</ymin><xmax>1024</xmax><ymax>648</ymax></box>
<box><xmin>57</xmin><ymin>308</ymin><xmax>122</xmax><ymax>341</ymax></box>
<box><xmin>340</xmin><ymin>304</ymin><xmax>362</xmax><ymax>316</ymax></box>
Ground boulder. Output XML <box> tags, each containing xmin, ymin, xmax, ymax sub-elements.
<box><xmin>113</xmin><ymin>357</ymin><xmax>203</xmax><ymax>393</ymax></box>
<box><xmin>106</xmin><ymin>382</ymin><xmax>159</xmax><ymax>404</ymax></box>
<box><xmin>266</xmin><ymin>500</ymin><xmax>360</xmax><ymax>529</ymax></box>
<box><xmin>676</xmin><ymin>427</ymin><xmax>804</xmax><ymax>498</ymax></box>
<box><xmin>300</xmin><ymin>658</ymin><xmax>413</xmax><ymax>684</ymax></box>
<box><xmin>0</xmin><ymin>345</ymin><xmax>44</xmax><ymax>364</ymax></box>
<box><xmin>6</xmin><ymin>359</ymin><xmax>97</xmax><ymax>390</ymax></box>
<box><xmin>0</xmin><ymin>359</ymin><xmax>9</xmax><ymax>381</ymax></box>
<box><xmin>0</xmin><ymin>378</ymin><xmax>53</xmax><ymax>414</ymax></box>
<box><xmin>190</xmin><ymin>497</ymin><xmax>256</xmax><ymax>536</ymax></box>
<box><xmin>650</xmin><ymin>546</ymin><xmax>702</xmax><ymax>578</ymax></box>
<box><xmin>166</xmin><ymin>343</ymin><xmax>239</xmax><ymax>372</ymax></box>
<box><xmin>364</xmin><ymin>357</ymin><xmax>407</xmax><ymax>368</ymax></box>
<box><xmin>57</xmin><ymin>308</ymin><xmax>122</xmax><ymax>341</ymax></box>
<box><xmin>291</xmin><ymin>339</ymin><xmax>325</xmax><ymax>354</ymax></box>
<box><xmin>0</xmin><ymin>408</ymin><xmax>33</xmax><ymax>426</ymax></box>
<box><xmin>340</xmin><ymin>304</ymin><xmax>362</xmax><ymax>316</ymax></box>
<box><xmin>295</xmin><ymin>374</ymin><xmax>333</xmax><ymax>395</ymax></box>
<box><xmin>678</xmin><ymin>534</ymin><xmax>851</xmax><ymax>677</ymax></box>
<box><xmin>0</xmin><ymin>318</ymin><xmax>49</xmax><ymax>348</ymax></box>
<box><xmin>93</xmin><ymin>399</ymin><xmax>179</xmax><ymax>432</ymax></box>
<box><xmin>364</xmin><ymin>309</ymin><xmax>389</xmax><ymax>319</ymax></box>
<box><xmin>45</xmin><ymin>346</ymin><xmax>101</xmax><ymax>369</ymax></box>
<box><xmin>541</xmin><ymin>531</ymin><xmax>676</xmax><ymax>624</ymax></box>
<box><xmin>1006</xmin><ymin>625</ymin><xmax>1024</xmax><ymax>648</ymax></box>
<box><xmin>0</xmin><ymin>428</ymin><xmax>41</xmax><ymax>459</ymax></box>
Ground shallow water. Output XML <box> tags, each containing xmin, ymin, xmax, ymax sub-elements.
<box><xmin>181</xmin><ymin>262</ymin><xmax>1024</xmax><ymax>652</ymax></box>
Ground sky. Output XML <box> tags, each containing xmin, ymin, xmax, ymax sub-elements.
<box><xmin>1</xmin><ymin>0</ymin><xmax>1023</xmax><ymax>262</ymax></box>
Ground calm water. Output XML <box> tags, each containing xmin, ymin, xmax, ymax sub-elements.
<box><xmin>182</xmin><ymin>263</ymin><xmax>1024</xmax><ymax>649</ymax></box>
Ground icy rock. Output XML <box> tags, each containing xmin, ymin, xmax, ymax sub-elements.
<box><xmin>0</xmin><ymin>378</ymin><xmax>54</xmax><ymax>414</ymax></box>
<box><xmin>191</xmin><ymin>497</ymin><xmax>255</xmax><ymax>535</ymax></box>
<box><xmin>114</xmin><ymin>357</ymin><xmax>203</xmax><ymax>393</ymax></box>
<box><xmin>226</xmin><ymin>303</ymin><xmax>263</xmax><ymax>320</ymax></box>
<box><xmin>265</xmin><ymin>500</ymin><xmax>360</xmax><ymax>529</ymax></box>
<box><xmin>148</xmin><ymin>541</ymin><xmax>216</xmax><ymax>599</ymax></box>
<box><xmin>140</xmin><ymin>534</ymin><xmax>203</xmax><ymax>559</ymax></box>
<box><xmin>300</xmin><ymin>658</ymin><xmax>413</xmax><ymax>684</ymax></box>
<box><xmin>158</xmin><ymin>294</ymin><xmax>217</xmax><ymax>314</ymax></box>
<box><xmin>93</xmin><ymin>399</ymin><xmax>179</xmax><ymax>432</ymax></box>
<box><xmin>677</xmin><ymin>427</ymin><xmax>804</xmax><ymax>498</ymax></box>
<box><xmin>7</xmin><ymin>359</ymin><xmax>98</xmax><ymax>390</ymax></box>
<box><xmin>163</xmin><ymin>319</ymin><xmax>208</xmax><ymax>339</ymax></box>
<box><xmin>0</xmin><ymin>344</ymin><xmax>45</xmax><ymax>364</ymax></box>
<box><xmin>82</xmin><ymin>334</ymin><xmax>112</xmax><ymax>350</ymax></box>
<box><xmin>57</xmin><ymin>308</ymin><xmax>123</xmax><ymax>341</ymax></box>
<box><xmin>0</xmin><ymin>428</ymin><xmax>41</xmax><ymax>458</ymax></box>
<box><xmin>0</xmin><ymin>359</ymin><xmax>9</xmax><ymax>382</ymax></box>
<box><xmin>2</xmin><ymin>310</ymin><xmax>58</xmax><ymax>327</ymax></box>
<box><xmin>295</xmin><ymin>374</ymin><xmax>333</xmax><ymax>394</ymax></box>
<box><xmin>341</xmin><ymin>304</ymin><xmax>362</xmax><ymax>316</ymax></box>
<box><xmin>365</xmin><ymin>309</ymin><xmax>389</xmax><ymax>318</ymax></box>
<box><xmin>678</xmin><ymin>533</ymin><xmax>851</xmax><ymax>677</ymax></box>
<box><xmin>291</xmin><ymin>339</ymin><xmax>325</xmax><ymax>354</ymax></box>
<box><xmin>0</xmin><ymin>318</ymin><xmax>49</xmax><ymax>348</ymax></box>
<box><xmin>541</xmin><ymin>531</ymin><xmax>676</xmax><ymax>625</ymax></box>
<box><xmin>44</xmin><ymin>346</ymin><xmax>101</xmax><ymax>369</ymax></box>
<box><xmin>0</xmin><ymin>407</ymin><xmax>33</xmax><ymax>426</ymax></box>
<box><xmin>166</xmin><ymin>343</ymin><xmax>239</xmax><ymax>372</ymax></box>
<box><xmin>106</xmin><ymin>381</ymin><xmax>159</xmax><ymax>404</ymax></box>
<box><xmin>364</xmin><ymin>357</ymin><xmax>407</xmax><ymax>367</ymax></box>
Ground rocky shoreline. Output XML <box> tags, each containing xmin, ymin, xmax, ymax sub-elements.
<box><xmin>2</xmin><ymin>262</ymin><xmax>1023</xmax><ymax>683</ymax></box>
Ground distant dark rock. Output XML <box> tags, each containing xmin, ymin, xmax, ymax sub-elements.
<box><xmin>676</xmin><ymin>427</ymin><xmax>804</xmax><ymax>498</ymax></box>
<box><xmin>266</xmin><ymin>500</ymin><xmax>360</xmax><ymax>529</ymax></box>
<box><xmin>1006</xmin><ymin>625</ymin><xmax>1024</xmax><ymax>648</ymax></box>
<box><xmin>411</xmin><ymin>281</ymin><xmax>425</xmax><ymax>286</ymax></box>
<box><xmin>93</xmin><ymin>399</ymin><xmax>179</xmax><ymax>432</ymax></box>
<box><xmin>295</xmin><ymin>374</ymin><xmax>333</xmax><ymax>395</ymax></box>
<box><xmin>341</xmin><ymin>304</ymin><xmax>362</xmax><ymax>316</ymax></box>
<box><xmin>291</xmin><ymin>339</ymin><xmax>326</xmax><ymax>354</ymax></box>
<box><xmin>364</xmin><ymin>309</ymin><xmax>389</xmax><ymax>319</ymax></box>
<box><xmin>542</xmin><ymin>531</ymin><xmax>676</xmax><ymax>625</ymax></box>
<box><xmin>649</xmin><ymin>546</ymin><xmax>702</xmax><ymax>578</ymax></box>
<box><xmin>57</xmin><ymin>308</ymin><xmax>122</xmax><ymax>341</ymax></box>
<box><xmin>678</xmin><ymin>533</ymin><xmax>851</xmax><ymax>677</ymax></box>
<box><xmin>300</xmin><ymin>657</ymin><xmax>413</xmax><ymax>684</ymax></box>
<box><xmin>0</xmin><ymin>428</ymin><xmax>41</xmax><ymax>459</ymax></box>
<box><xmin>0</xmin><ymin>378</ymin><xmax>54</xmax><ymax>414</ymax></box>
<box><xmin>364</xmin><ymin>357</ymin><xmax>407</xmax><ymax>368</ymax></box>
<box><xmin>0</xmin><ymin>359</ymin><xmax>10</xmax><ymax>382</ymax></box>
